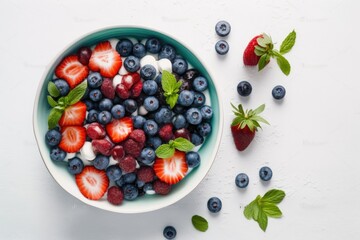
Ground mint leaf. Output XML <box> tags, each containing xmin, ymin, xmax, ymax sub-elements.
<box><xmin>173</xmin><ymin>137</ymin><xmax>194</xmax><ymax>152</ymax></box>
<box><xmin>262</xmin><ymin>203</ymin><xmax>282</xmax><ymax>218</ymax></box>
<box><xmin>191</xmin><ymin>215</ymin><xmax>208</xmax><ymax>232</ymax></box>
<box><xmin>280</xmin><ymin>30</ymin><xmax>296</xmax><ymax>54</ymax></box>
<box><xmin>47</xmin><ymin>81</ymin><xmax>60</xmax><ymax>98</ymax></box>
<box><xmin>261</xmin><ymin>189</ymin><xmax>285</xmax><ymax>204</ymax></box>
<box><xmin>166</xmin><ymin>93</ymin><xmax>178</xmax><ymax>109</ymax></box>
<box><xmin>257</xmin><ymin>209</ymin><xmax>268</xmax><ymax>232</ymax></box>
<box><xmin>161</xmin><ymin>70</ymin><xmax>177</xmax><ymax>93</ymax></box>
<box><xmin>155</xmin><ymin>144</ymin><xmax>175</xmax><ymax>158</ymax></box>
<box><xmin>47</xmin><ymin>95</ymin><xmax>58</xmax><ymax>108</ymax></box>
<box><xmin>275</xmin><ymin>54</ymin><xmax>291</xmax><ymax>76</ymax></box>
<box><xmin>66</xmin><ymin>80</ymin><xmax>87</xmax><ymax>105</ymax></box>
<box><xmin>48</xmin><ymin>107</ymin><xmax>63</xmax><ymax>129</ymax></box>
<box><xmin>258</xmin><ymin>54</ymin><xmax>268</xmax><ymax>71</ymax></box>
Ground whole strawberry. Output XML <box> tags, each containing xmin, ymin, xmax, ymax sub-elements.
<box><xmin>231</xmin><ymin>103</ymin><xmax>269</xmax><ymax>151</ymax></box>
<box><xmin>243</xmin><ymin>30</ymin><xmax>296</xmax><ymax>76</ymax></box>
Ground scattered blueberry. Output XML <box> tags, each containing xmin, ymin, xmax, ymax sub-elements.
<box><xmin>154</xmin><ymin>73</ymin><xmax>162</xmax><ymax>85</ymax></box>
<box><xmin>116</xmin><ymin>39</ymin><xmax>133</xmax><ymax>57</ymax></box>
<box><xmin>143</xmin><ymin>119</ymin><xmax>159</xmax><ymax>136</ymax></box>
<box><xmin>237</xmin><ymin>81</ymin><xmax>252</xmax><ymax>97</ymax></box>
<box><xmin>215</xmin><ymin>40</ymin><xmax>229</xmax><ymax>55</ymax></box>
<box><xmin>98</xmin><ymin>111</ymin><xmax>112</xmax><ymax>125</ymax></box>
<box><xmin>193</xmin><ymin>76</ymin><xmax>208</xmax><ymax>92</ymax></box>
<box><xmin>106</xmin><ymin>165</ymin><xmax>122</xmax><ymax>182</ymax></box>
<box><xmin>173</xmin><ymin>104</ymin><xmax>185</xmax><ymax>114</ymax></box>
<box><xmin>123</xmin><ymin>173</ymin><xmax>137</xmax><ymax>183</ymax></box>
<box><xmin>272</xmin><ymin>85</ymin><xmax>286</xmax><ymax>100</ymax></box>
<box><xmin>155</xmin><ymin>107</ymin><xmax>174</xmax><ymax>124</ymax></box>
<box><xmin>123</xmin><ymin>184</ymin><xmax>139</xmax><ymax>201</ymax></box>
<box><xmin>83</xmin><ymin>99</ymin><xmax>97</xmax><ymax>110</ymax></box>
<box><xmin>87</xmin><ymin>72</ymin><xmax>103</xmax><ymax>88</ymax></box>
<box><xmin>159</xmin><ymin>44</ymin><xmax>176</xmax><ymax>62</ymax></box>
<box><xmin>192</xmin><ymin>91</ymin><xmax>206</xmax><ymax>107</ymax></box>
<box><xmin>133</xmin><ymin>115</ymin><xmax>146</xmax><ymax>129</ymax></box>
<box><xmin>163</xmin><ymin>226</ymin><xmax>177</xmax><ymax>240</ymax></box>
<box><xmin>146</xmin><ymin>136</ymin><xmax>162</xmax><ymax>149</ymax></box>
<box><xmin>142</xmin><ymin>80</ymin><xmax>158</xmax><ymax>95</ymax></box>
<box><xmin>172</xmin><ymin>114</ymin><xmax>187</xmax><ymax>129</ymax></box>
<box><xmin>207</xmin><ymin>197</ymin><xmax>222</xmax><ymax>213</ymax></box>
<box><xmin>140</xmin><ymin>64</ymin><xmax>156</xmax><ymax>80</ymax></box>
<box><xmin>50</xmin><ymin>147</ymin><xmax>66</xmax><ymax>162</ymax></box>
<box><xmin>115</xmin><ymin>176</ymin><xmax>125</xmax><ymax>187</ymax></box>
<box><xmin>98</xmin><ymin>98</ymin><xmax>113</xmax><ymax>111</ymax></box>
<box><xmin>89</xmin><ymin>89</ymin><xmax>102</xmax><ymax>102</ymax></box>
<box><xmin>197</xmin><ymin>122</ymin><xmax>212</xmax><ymax>137</ymax></box>
<box><xmin>93</xmin><ymin>154</ymin><xmax>110</xmax><ymax>170</ymax></box>
<box><xmin>186</xmin><ymin>108</ymin><xmax>202</xmax><ymax>125</ymax></box>
<box><xmin>215</xmin><ymin>20</ymin><xmax>231</xmax><ymax>37</ymax></box>
<box><xmin>123</xmin><ymin>99</ymin><xmax>138</xmax><ymax>114</ymax></box>
<box><xmin>145</xmin><ymin>38</ymin><xmax>161</xmax><ymax>54</ymax></box>
<box><xmin>172</xmin><ymin>57</ymin><xmax>188</xmax><ymax>75</ymax></box>
<box><xmin>67</xmin><ymin>157</ymin><xmax>84</xmax><ymax>175</ymax></box>
<box><xmin>140</xmin><ymin>147</ymin><xmax>156</xmax><ymax>165</ymax></box>
<box><xmin>132</xmin><ymin>43</ymin><xmax>146</xmax><ymax>58</ymax></box>
<box><xmin>144</xmin><ymin>96</ymin><xmax>159</xmax><ymax>112</ymax></box>
<box><xmin>183</xmin><ymin>69</ymin><xmax>200</xmax><ymax>81</ymax></box>
<box><xmin>143</xmin><ymin>182</ymin><xmax>154</xmax><ymax>193</ymax></box>
<box><xmin>259</xmin><ymin>166</ymin><xmax>273</xmax><ymax>181</ymax></box>
<box><xmin>200</xmin><ymin>105</ymin><xmax>213</xmax><ymax>120</ymax></box>
<box><xmin>124</xmin><ymin>55</ymin><xmax>141</xmax><ymax>72</ymax></box>
<box><xmin>111</xmin><ymin>104</ymin><xmax>125</xmax><ymax>119</ymax></box>
<box><xmin>186</xmin><ymin>151</ymin><xmax>201</xmax><ymax>168</ymax></box>
<box><xmin>235</xmin><ymin>173</ymin><xmax>249</xmax><ymax>188</ymax></box>
<box><xmin>137</xmin><ymin>180</ymin><xmax>145</xmax><ymax>188</ymax></box>
<box><xmin>53</xmin><ymin>79</ymin><xmax>70</xmax><ymax>96</ymax></box>
<box><xmin>45</xmin><ymin>129</ymin><xmax>61</xmax><ymax>146</ymax></box>
<box><xmin>87</xmin><ymin>109</ymin><xmax>99</xmax><ymax>123</ymax></box>
<box><xmin>178</xmin><ymin>90</ymin><xmax>194</xmax><ymax>107</ymax></box>
<box><xmin>191</xmin><ymin>133</ymin><xmax>204</xmax><ymax>146</ymax></box>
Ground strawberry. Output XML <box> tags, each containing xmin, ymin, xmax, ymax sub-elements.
<box><xmin>105</xmin><ymin>117</ymin><xmax>133</xmax><ymax>143</ymax></box>
<box><xmin>58</xmin><ymin>126</ymin><xmax>86</xmax><ymax>153</ymax></box>
<box><xmin>75</xmin><ymin>166</ymin><xmax>109</xmax><ymax>200</ymax></box>
<box><xmin>243</xmin><ymin>35</ymin><xmax>263</xmax><ymax>66</ymax></box>
<box><xmin>230</xmin><ymin>103</ymin><xmax>269</xmax><ymax>151</ymax></box>
<box><xmin>55</xmin><ymin>55</ymin><xmax>89</xmax><ymax>89</ymax></box>
<box><xmin>89</xmin><ymin>41</ymin><xmax>122</xmax><ymax>78</ymax></box>
<box><xmin>153</xmin><ymin>150</ymin><xmax>188</xmax><ymax>185</ymax></box>
<box><xmin>58</xmin><ymin>101</ymin><xmax>87</xmax><ymax>127</ymax></box>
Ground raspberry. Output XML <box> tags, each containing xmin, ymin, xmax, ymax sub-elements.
<box><xmin>86</xmin><ymin>122</ymin><xmax>106</xmax><ymax>140</ymax></box>
<box><xmin>115</xmin><ymin>83</ymin><xmax>130</xmax><ymax>99</ymax></box>
<box><xmin>119</xmin><ymin>155</ymin><xmax>136</xmax><ymax>173</ymax></box>
<box><xmin>101</xmin><ymin>78</ymin><xmax>115</xmax><ymax>99</ymax></box>
<box><xmin>107</xmin><ymin>186</ymin><xmax>124</xmax><ymax>205</ymax></box>
<box><xmin>92</xmin><ymin>139</ymin><xmax>113</xmax><ymax>156</ymax></box>
<box><xmin>129</xmin><ymin>129</ymin><xmax>146</xmax><ymax>144</ymax></box>
<box><xmin>111</xmin><ymin>145</ymin><xmax>125</xmax><ymax>161</ymax></box>
<box><xmin>122</xmin><ymin>74</ymin><xmax>136</xmax><ymax>89</ymax></box>
<box><xmin>123</xmin><ymin>139</ymin><xmax>143</xmax><ymax>158</ymax></box>
<box><xmin>174</xmin><ymin>128</ymin><xmax>190</xmax><ymax>140</ymax></box>
<box><xmin>137</xmin><ymin>166</ymin><xmax>155</xmax><ymax>183</ymax></box>
<box><xmin>153</xmin><ymin>180</ymin><xmax>172</xmax><ymax>195</ymax></box>
<box><xmin>159</xmin><ymin>124</ymin><xmax>174</xmax><ymax>142</ymax></box>
<box><xmin>131</xmin><ymin>81</ymin><xmax>143</xmax><ymax>97</ymax></box>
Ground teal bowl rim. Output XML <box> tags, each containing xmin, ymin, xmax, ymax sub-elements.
<box><xmin>33</xmin><ymin>26</ymin><xmax>224</xmax><ymax>213</ymax></box>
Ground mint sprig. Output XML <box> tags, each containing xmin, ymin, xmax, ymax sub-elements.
<box><xmin>161</xmin><ymin>70</ymin><xmax>182</xmax><ymax>108</ymax></box>
<box><xmin>47</xmin><ymin>80</ymin><xmax>87</xmax><ymax>129</ymax></box>
<box><xmin>191</xmin><ymin>215</ymin><xmax>208</xmax><ymax>232</ymax></box>
<box><xmin>155</xmin><ymin>137</ymin><xmax>195</xmax><ymax>158</ymax></box>
<box><xmin>243</xmin><ymin>189</ymin><xmax>285</xmax><ymax>232</ymax></box>
<box><xmin>47</xmin><ymin>81</ymin><xmax>60</xmax><ymax>98</ymax></box>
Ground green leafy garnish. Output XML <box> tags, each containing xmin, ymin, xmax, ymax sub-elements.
<box><xmin>161</xmin><ymin>70</ymin><xmax>181</xmax><ymax>108</ymax></box>
<box><xmin>47</xmin><ymin>81</ymin><xmax>60</xmax><ymax>98</ymax></box>
<box><xmin>280</xmin><ymin>30</ymin><xmax>296</xmax><ymax>54</ymax></box>
<box><xmin>155</xmin><ymin>137</ymin><xmax>195</xmax><ymax>158</ymax></box>
<box><xmin>191</xmin><ymin>215</ymin><xmax>208</xmax><ymax>232</ymax></box>
<box><xmin>243</xmin><ymin>189</ymin><xmax>285</xmax><ymax>232</ymax></box>
<box><xmin>231</xmin><ymin>103</ymin><xmax>269</xmax><ymax>132</ymax></box>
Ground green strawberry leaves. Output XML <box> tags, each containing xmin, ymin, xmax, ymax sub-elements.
<box><xmin>231</xmin><ymin>103</ymin><xmax>269</xmax><ymax>132</ymax></box>
<box><xmin>161</xmin><ymin>70</ymin><xmax>181</xmax><ymax>109</ymax></box>
<box><xmin>155</xmin><ymin>137</ymin><xmax>195</xmax><ymax>158</ymax></box>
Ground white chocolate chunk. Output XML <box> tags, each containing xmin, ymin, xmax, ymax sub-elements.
<box><xmin>112</xmin><ymin>74</ymin><xmax>122</xmax><ymax>88</ymax></box>
<box><xmin>119</xmin><ymin>65</ymin><xmax>128</xmax><ymax>76</ymax></box>
<box><xmin>64</xmin><ymin>152</ymin><xmax>76</xmax><ymax>162</ymax></box>
<box><xmin>80</xmin><ymin>141</ymin><xmax>96</xmax><ymax>161</ymax></box>
<box><xmin>109</xmin><ymin>156</ymin><xmax>118</xmax><ymax>166</ymax></box>
<box><xmin>157</xmin><ymin>58</ymin><xmax>172</xmax><ymax>73</ymax></box>
<box><xmin>140</xmin><ymin>55</ymin><xmax>157</xmax><ymax>68</ymax></box>
<box><xmin>138</xmin><ymin>105</ymin><xmax>148</xmax><ymax>115</ymax></box>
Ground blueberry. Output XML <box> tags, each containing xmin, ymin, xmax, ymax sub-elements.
<box><xmin>140</xmin><ymin>147</ymin><xmax>156</xmax><ymax>165</ymax></box>
<box><xmin>186</xmin><ymin>108</ymin><xmax>202</xmax><ymax>125</ymax></box>
<box><xmin>200</xmin><ymin>105</ymin><xmax>213</xmax><ymax>120</ymax></box>
<box><xmin>123</xmin><ymin>184</ymin><xmax>139</xmax><ymax>200</ymax></box>
<box><xmin>87</xmin><ymin>72</ymin><xmax>103</xmax><ymax>89</ymax></box>
<box><xmin>111</xmin><ymin>104</ymin><xmax>125</xmax><ymax>119</ymax></box>
<box><xmin>207</xmin><ymin>197</ymin><xmax>222</xmax><ymax>213</ymax></box>
<box><xmin>143</xmin><ymin>119</ymin><xmax>159</xmax><ymax>136</ymax></box>
<box><xmin>172</xmin><ymin>114</ymin><xmax>187</xmax><ymax>130</ymax></box>
<box><xmin>67</xmin><ymin>157</ymin><xmax>84</xmax><ymax>175</ymax></box>
<box><xmin>154</xmin><ymin>73</ymin><xmax>162</xmax><ymax>85</ymax></box>
<box><xmin>163</xmin><ymin>226</ymin><xmax>177</xmax><ymax>240</ymax></box>
<box><xmin>123</xmin><ymin>99</ymin><xmax>138</xmax><ymax>114</ymax></box>
<box><xmin>145</xmin><ymin>38</ymin><xmax>161</xmax><ymax>54</ymax></box>
<box><xmin>235</xmin><ymin>173</ymin><xmax>249</xmax><ymax>188</ymax></box>
<box><xmin>197</xmin><ymin>122</ymin><xmax>212</xmax><ymax>137</ymax></box>
<box><xmin>146</xmin><ymin>136</ymin><xmax>162</xmax><ymax>149</ymax></box>
<box><xmin>191</xmin><ymin>133</ymin><xmax>204</xmax><ymax>146</ymax></box>
<box><xmin>116</xmin><ymin>39</ymin><xmax>133</xmax><ymax>57</ymax></box>
<box><xmin>124</xmin><ymin>55</ymin><xmax>140</xmax><ymax>72</ymax></box>
<box><xmin>143</xmin><ymin>182</ymin><xmax>154</xmax><ymax>193</ymax></box>
<box><xmin>83</xmin><ymin>99</ymin><xmax>97</xmax><ymax>110</ymax></box>
<box><xmin>193</xmin><ymin>76</ymin><xmax>208</xmax><ymax>92</ymax></box>
<box><xmin>50</xmin><ymin>147</ymin><xmax>66</xmax><ymax>162</ymax></box>
<box><xmin>143</xmin><ymin>96</ymin><xmax>159</xmax><ymax>112</ymax></box>
<box><xmin>186</xmin><ymin>151</ymin><xmax>201</xmax><ymax>168</ymax></box>
<box><xmin>115</xmin><ymin>176</ymin><xmax>125</xmax><ymax>187</ymax></box>
<box><xmin>98</xmin><ymin>111</ymin><xmax>112</xmax><ymax>125</ymax></box>
<box><xmin>123</xmin><ymin>173</ymin><xmax>137</xmax><ymax>183</ymax></box>
<box><xmin>142</xmin><ymin>80</ymin><xmax>158</xmax><ymax>95</ymax></box>
<box><xmin>155</xmin><ymin>107</ymin><xmax>174</xmax><ymax>124</ymax></box>
<box><xmin>45</xmin><ymin>129</ymin><xmax>61</xmax><ymax>146</ymax></box>
<box><xmin>98</xmin><ymin>98</ymin><xmax>113</xmax><ymax>111</ymax></box>
<box><xmin>183</xmin><ymin>69</ymin><xmax>200</xmax><ymax>81</ymax></box>
<box><xmin>133</xmin><ymin>115</ymin><xmax>146</xmax><ymax>129</ymax></box>
<box><xmin>178</xmin><ymin>90</ymin><xmax>194</xmax><ymax>107</ymax></box>
<box><xmin>81</xmin><ymin>87</ymin><xmax>90</xmax><ymax>100</ymax></box>
<box><xmin>106</xmin><ymin>165</ymin><xmax>122</xmax><ymax>182</ymax></box>
<box><xmin>259</xmin><ymin>166</ymin><xmax>273</xmax><ymax>181</ymax></box>
<box><xmin>137</xmin><ymin>180</ymin><xmax>145</xmax><ymax>188</ymax></box>
<box><xmin>215</xmin><ymin>20</ymin><xmax>231</xmax><ymax>37</ymax></box>
<box><xmin>237</xmin><ymin>81</ymin><xmax>252</xmax><ymax>97</ymax></box>
<box><xmin>140</xmin><ymin>64</ymin><xmax>156</xmax><ymax>80</ymax></box>
<box><xmin>192</xmin><ymin>91</ymin><xmax>206</xmax><ymax>107</ymax></box>
<box><xmin>93</xmin><ymin>154</ymin><xmax>109</xmax><ymax>170</ymax></box>
<box><xmin>172</xmin><ymin>57</ymin><xmax>188</xmax><ymax>75</ymax></box>
<box><xmin>159</xmin><ymin>44</ymin><xmax>176</xmax><ymax>62</ymax></box>
<box><xmin>53</xmin><ymin>79</ymin><xmax>70</xmax><ymax>96</ymax></box>
<box><xmin>87</xmin><ymin>109</ymin><xmax>99</xmax><ymax>123</ymax></box>
<box><xmin>272</xmin><ymin>85</ymin><xmax>286</xmax><ymax>100</ymax></box>
<box><xmin>132</xmin><ymin>43</ymin><xmax>146</xmax><ymax>58</ymax></box>
<box><xmin>89</xmin><ymin>89</ymin><xmax>102</xmax><ymax>102</ymax></box>
<box><xmin>215</xmin><ymin>40</ymin><xmax>229</xmax><ymax>55</ymax></box>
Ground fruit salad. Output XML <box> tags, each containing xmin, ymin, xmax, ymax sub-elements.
<box><xmin>44</xmin><ymin>37</ymin><xmax>213</xmax><ymax>205</ymax></box>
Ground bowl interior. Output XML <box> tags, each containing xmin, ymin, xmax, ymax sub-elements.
<box><xmin>33</xmin><ymin>27</ymin><xmax>222</xmax><ymax>213</ymax></box>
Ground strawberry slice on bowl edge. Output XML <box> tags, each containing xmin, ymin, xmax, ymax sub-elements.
<box><xmin>75</xmin><ymin>166</ymin><xmax>109</xmax><ymax>200</ymax></box>
<box><xmin>55</xmin><ymin>55</ymin><xmax>89</xmax><ymax>89</ymax></box>
<box><xmin>58</xmin><ymin>101</ymin><xmax>87</xmax><ymax>127</ymax></box>
<box><xmin>58</xmin><ymin>125</ymin><xmax>86</xmax><ymax>153</ymax></box>
<box><xmin>105</xmin><ymin>117</ymin><xmax>133</xmax><ymax>143</ymax></box>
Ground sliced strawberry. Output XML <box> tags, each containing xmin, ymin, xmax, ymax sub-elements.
<box><xmin>58</xmin><ymin>126</ymin><xmax>86</xmax><ymax>153</ymax></box>
<box><xmin>75</xmin><ymin>166</ymin><xmax>109</xmax><ymax>200</ymax></box>
<box><xmin>89</xmin><ymin>41</ymin><xmax>122</xmax><ymax>78</ymax></box>
<box><xmin>55</xmin><ymin>55</ymin><xmax>89</xmax><ymax>89</ymax></box>
<box><xmin>105</xmin><ymin>117</ymin><xmax>133</xmax><ymax>143</ymax></box>
<box><xmin>58</xmin><ymin>102</ymin><xmax>87</xmax><ymax>127</ymax></box>
<box><xmin>153</xmin><ymin>150</ymin><xmax>188</xmax><ymax>185</ymax></box>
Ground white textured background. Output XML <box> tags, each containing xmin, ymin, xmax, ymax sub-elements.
<box><xmin>1</xmin><ymin>0</ymin><xmax>359</xmax><ymax>239</ymax></box>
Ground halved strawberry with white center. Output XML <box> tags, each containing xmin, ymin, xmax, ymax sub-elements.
<box><xmin>55</xmin><ymin>55</ymin><xmax>89</xmax><ymax>89</ymax></box>
<box><xmin>58</xmin><ymin>101</ymin><xmax>87</xmax><ymax>127</ymax></box>
<box><xmin>75</xmin><ymin>166</ymin><xmax>109</xmax><ymax>200</ymax></box>
<box><xmin>89</xmin><ymin>41</ymin><xmax>122</xmax><ymax>78</ymax></box>
<box><xmin>106</xmin><ymin>117</ymin><xmax>133</xmax><ymax>143</ymax></box>
<box><xmin>58</xmin><ymin>126</ymin><xmax>86</xmax><ymax>153</ymax></box>
<box><xmin>153</xmin><ymin>150</ymin><xmax>189</xmax><ymax>185</ymax></box>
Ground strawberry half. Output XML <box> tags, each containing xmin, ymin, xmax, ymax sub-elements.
<box><xmin>75</xmin><ymin>166</ymin><xmax>109</xmax><ymax>200</ymax></box>
<box><xmin>58</xmin><ymin>126</ymin><xmax>86</xmax><ymax>153</ymax></box>
<box><xmin>58</xmin><ymin>101</ymin><xmax>87</xmax><ymax>127</ymax></box>
<box><xmin>55</xmin><ymin>55</ymin><xmax>89</xmax><ymax>89</ymax></box>
<box><xmin>153</xmin><ymin>150</ymin><xmax>188</xmax><ymax>185</ymax></box>
<box><xmin>105</xmin><ymin>117</ymin><xmax>133</xmax><ymax>143</ymax></box>
<box><xmin>89</xmin><ymin>41</ymin><xmax>122</xmax><ymax>78</ymax></box>
<box><xmin>230</xmin><ymin>103</ymin><xmax>269</xmax><ymax>151</ymax></box>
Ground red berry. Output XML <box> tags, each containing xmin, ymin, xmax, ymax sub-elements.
<box><xmin>123</xmin><ymin>138</ymin><xmax>143</xmax><ymax>158</ymax></box>
<box><xmin>159</xmin><ymin>124</ymin><xmax>174</xmax><ymax>142</ymax></box>
<box><xmin>92</xmin><ymin>139</ymin><xmax>114</xmax><ymax>156</ymax></box>
<box><xmin>111</xmin><ymin>145</ymin><xmax>125</xmax><ymax>161</ymax></box>
<box><xmin>77</xmin><ymin>47</ymin><xmax>92</xmax><ymax>65</ymax></box>
<box><xmin>153</xmin><ymin>180</ymin><xmax>172</xmax><ymax>195</ymax></box>
<box><xmin>131</xmin><ymin>81</ymin><xmax>143</xmax><ymax>97</ymax></box>
<box><xmin>129</xmin><ymin>129</ymin><xmax>146</xmax><ymax>144</ymax></box>
<box><xmin>115</xmin><ymin>83</ymin><xmax>130</xmax><ymax>99</ymax></box>
<box><xmin>137</xmin><ymin>166</ymin><xmax>155</xmax><ymax>183</ymax></box>
<box><xmin>174</xmin><ymin>128</ymin><xmax>190</xmax><ymax>140</ymax></box>
<box><xmin>86</xmin><ymin>122</ymin><xmax>106</xmax><ymax>140</ymax></box>
<box><xmin>107</xmin><ymin>186</ymin><xmax>124</xmax><ymax>205</ymax></box>
<box><xmin>119</xmin><ymin>155</ymin><xmax>137</xmax><ymax>173</ymax></box>
<box><xmin>101</xmin><ymin>78</ymin><xmax>115</xmax><ymax>99</ymax></box>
